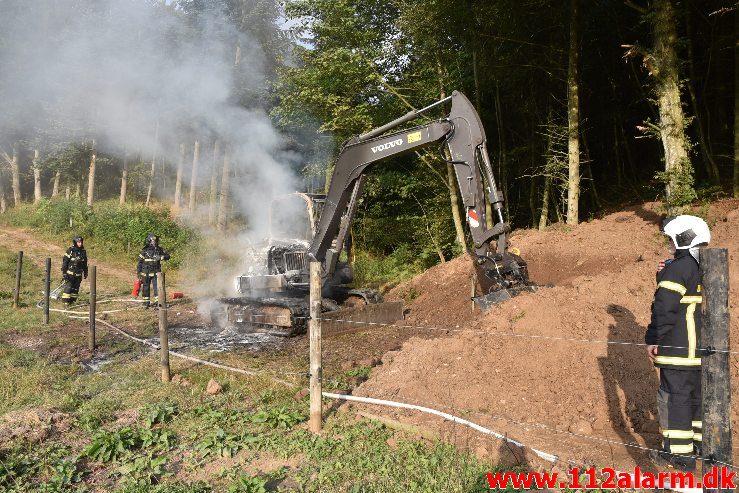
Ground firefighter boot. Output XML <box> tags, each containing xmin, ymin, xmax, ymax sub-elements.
<box><xmin>649</xmin><ymin>449</ymin><xmax>696</xmax><ymax>472</ymax></box>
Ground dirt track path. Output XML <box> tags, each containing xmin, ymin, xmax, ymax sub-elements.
<box><xmin>0</xmin><ymin>226</ymin><xmax>133</xmax><ymax>287</ymax></box>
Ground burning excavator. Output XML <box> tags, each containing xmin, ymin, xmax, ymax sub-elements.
<box><xmin>217</xmin><ymin>90</ymin><xmax>537</xmax><ymax>335</ymax></box>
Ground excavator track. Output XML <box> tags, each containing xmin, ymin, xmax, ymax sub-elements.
<box><xmin>215</xmin><ymin>287</ymin><xmax>400</xmax><ymax>337</ymax></box>
<box><xmin>218</xmin><ymin>296</ymin><xmax>309</xmax><ymax>337</ymax></box>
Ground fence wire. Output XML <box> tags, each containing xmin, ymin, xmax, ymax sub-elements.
<box><xmin>311</xmin><ymin>315</ymin><xmax>739</xmax><ymax>356</ymax></box>
<box><xmin>15</xmin><ymin>251</ymin><xmax>737</xmax><ymax>475</ymax></box>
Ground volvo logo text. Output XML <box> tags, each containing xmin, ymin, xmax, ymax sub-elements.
<box><xmin>371</xmin><ymin>139</ymin><xmax>403</xmax><ymax>154</ymax></box>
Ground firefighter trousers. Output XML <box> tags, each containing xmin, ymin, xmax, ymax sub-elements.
<box><xmin>141</xmin><ymin>274</ymin><xmax>158</xmax><ymax>306</ymax></box>
<box><xmin>657</xmin><ymin>368</ymin><xmax>702</xmax><ymax>455</ymax></box>
<box><xmin>62</xmin><ymin>274</ymin><xmax>82</xmax><ymax>304</ymax></box>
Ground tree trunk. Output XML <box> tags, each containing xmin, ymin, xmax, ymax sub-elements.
<box><xmin>541</xmin><ymin>108</ymin><xmax>555</xmax><ymax>230</ymax></box>
<box><xmin>52</xmin><ymin>171</ymin><xmax>60</xmax><ymax>197</ymax></box>
<box><xmin>581</xmin><ymin>137</ymin><xmax>602</xmax><ymax>209</ymax></box>
<box><xmin>209</xmin><ymin>140</ymin><xmax>221</xmax><ymax>226</ymax></box>
<box><xmin>494</xmin><ymin>82</ymin><xmax>509</xmax><ymax>219</ymax></box>
<box><xmin>65</xmin><ymin>184</ymin><xmax>70</xmax><ymax>200</ymax></box>
<box><xmin>529</xmin><ymin>131</ymin><xmax>538</xmax><ymax>227</ymax></box>
<box><xmin>529</xmin><ymin>176</ymin><xmax>537</xmax><ymax>228</ymax></box>
<box><xmin>174</xmin><ymin>143</ymin><xmax>185</xmax><ymax>208</ymax></box>
<box><xmin>434</xmin><ymin>66</ymin><xmax>466</xmax><ymax>252</ymax></box>
<box><xmin>189</xmin><ymin>140</ymin><xmax>200</xmax><ymax>212</ymax></box>
<box><xmin>75</xmin><ymin>183</ymin><xmax>80</xmax><ymax>198</ymax></box>
<box><xmin>734</xmin><ymin>6</ymin><xmax>739</xmax><ymax>198</ymax></box>
<box><xmin>446</xmin><ymin>161</ymin><xmax>467</xmax><ymax>249</ymax></box>
<box><xmin>32</xmin><ymin>149</ymin><xmax>42</xmax><ymax>204</ymax></box>
<box><xmin>11</xmin><ymin>142</ymin><xmax>20</xmax><ymax>206</ymax></box>
<box><xmin>685</xmin><ymin>9</ymin><xmax>720</xmax><ymax>184</ymax></box>
<box><xmin>652</xmin><ymin>0</ymin><xmax>694</xmax><ymax>212</ymax></box>
<box><xmin>145</xmin><ymin>120</ymin><xmax>159</xmax><ymax>207</ymax></box>
<box><xmin>0</xmin><ymin>168</ymin><xmax>6</xmax><ymax>213</ymax></box>
<box><xmin>87</xmin><ymin>141</ymin><xmax>96</xmax><ymax>207</ymax></box>
<box><xmin>566</xmin><ymin>0</ymin><xmax>580</xmax><ymax>225</ymax></box>
<box><xmin>539</xmin><ymin>175</ymin><xmax>551</xmax><ymax>230</ymax></box>
<box><xmin>120</xmin><ymin>153</ymin><xmax>129</xmax><ymax>204</ymax></box>
<box><xmin>217</xmin><ymin>149</ymin><xmax>231</xmax><ymax>231</ymax></box>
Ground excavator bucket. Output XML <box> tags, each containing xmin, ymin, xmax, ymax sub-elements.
<box><xmin>473</xmin><ymin>284</ymin><xmax>540</xmax><ymax>310</ymax></box>
<box><xmin>471</xmin><ymin>249</ymin><xmax>544</xmax><ymax>310</ymax></box>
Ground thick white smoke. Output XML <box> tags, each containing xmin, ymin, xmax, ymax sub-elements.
<box><xmin>0</xmin><ymin>0</ymin><xmax>316</xmax><ymax>307</ymax></box>
<box><xmin>0</xmin><ymin>0</ymin><xmax>302</xmax><ymax>226</ymax></box>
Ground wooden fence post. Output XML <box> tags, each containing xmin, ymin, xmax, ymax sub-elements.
<box><xmin>309</xmin><ymin>261</ymin><xmax>322</xmax><ymax>433</ymax></box>
<box><xmin>43</xmin><ymin>258</ymin><xmax>51</xmax><ymax>324</ymax></box>
<box><xmin>700</xmin><ymin>248</ymin><xmax>732</xmax><ymax>492</ymax></box>
<box><xmin>159</xmin><ymin>272</ymin><xmax>170</xmax><ymax>383</ymax></box>
<box><xmin>88</xmin><ymin>266</ymin><xmax>96</xmax><ymax>351</ymax></box>
<box><xmin>12</xmin><ymin>251</ymin><xmax>22</xmax><ymax>308</ymax></box>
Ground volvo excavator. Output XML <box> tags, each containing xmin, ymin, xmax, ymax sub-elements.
<box><xmin>218</xmin><ymin>90</ymin><xmax>537</xmax><ymax>335</ymax></box>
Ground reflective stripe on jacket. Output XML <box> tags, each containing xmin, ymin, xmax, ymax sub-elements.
<box><xmin>645</xmin><ymin>249</ymin><xmax>702</xmax><ymax>369</ymax></box>
<box><xmin>61</xmin><ymin>246</ymin><xmax>88</xmax><ymax>276</ymax></box>
<box><xmin>137</xmin><ymin>245</ymin><xmax>170</xmax><ymax>275</ymax></box>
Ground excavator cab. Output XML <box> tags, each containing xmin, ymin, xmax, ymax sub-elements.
<box><xmin>223</xmin><ymin>192</ymin><xmax>391</xmax><ymax>336</ymax></box>
<box><xmin>267</xmin><ymin>192</ymin><xmax>323</xmax><ymax>243</ymax></box>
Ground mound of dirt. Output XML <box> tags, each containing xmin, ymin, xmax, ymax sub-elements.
<box><xmin>363</xmin><ymin>200</ymin><xmax>739</xmax><ymax>469</ymax></box>
<box><xmin>0</xmin><ymin>408</ymin><xmax>70</xmax><ymax>448</ymax></box>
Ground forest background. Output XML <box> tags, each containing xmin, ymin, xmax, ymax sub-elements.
<box><xmin>0</xmin><ymin>0</ymin><xmax>737</xmax><ymax>284</ymax></box>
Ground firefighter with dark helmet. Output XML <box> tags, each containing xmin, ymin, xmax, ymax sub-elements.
<box><xmin>645</xmin><ymin>215</ymin><xmax>710</xmax><ymax>471</ymax></box>
<box><xmin>137</xmin><ymin>233</ymin><xmax>170</xmax><ymax>308</ymax></box>
<box><xmin>61</xmin><ymin>235</ymin><xmax>88</xmax><ymax>305</ymax></box>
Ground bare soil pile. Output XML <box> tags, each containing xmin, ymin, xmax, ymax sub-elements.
<box><xmin>358</xmin><ymin>200</ymin><xmax>739</xmax><ymax>469</ymax></box>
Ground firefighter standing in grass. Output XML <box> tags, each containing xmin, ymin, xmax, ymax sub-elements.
<box><xmin>137</xmin><ymin>233</ymin><xmax>170</xmax><ymax>308</ymax></box>
<box><xmin>645</xmin><ymin>215</ymin><xmax>710</xmax><ymax>472</ymax></box>
<box><xmin>61</xmin><ymin>236</ymin><xmax>88</xmax><ymax>306</ymax></box>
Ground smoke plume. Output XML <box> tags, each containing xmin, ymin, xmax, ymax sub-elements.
<box><xmin>0</xmin><ymin>0</ymin><xmax>310</xmax><ymax>300</ymax></box>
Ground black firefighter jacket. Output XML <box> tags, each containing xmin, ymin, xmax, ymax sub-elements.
<box><xmin>137</xmin><ymin>245</ymin><xmax>170</xmax><ymax>277</ymax></box>
<box><xmin>62</xmin><ymin>246</ymin><xmax>88</xmax><ymax>278</ymax></box>
<box><xmin>645</xmin><ymin>249</ymin><xmax>703</xmax><ymax>370</ymax></box>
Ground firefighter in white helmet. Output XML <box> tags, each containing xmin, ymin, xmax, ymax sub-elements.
<box><xmin>645</xmin><ymin>215</ymin><xmax>710</xmax><ymax>471</ymax></box>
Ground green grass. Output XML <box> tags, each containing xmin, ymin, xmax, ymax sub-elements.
<box><xmin>0</xmin><ymin>198</ymin><xmax>197</xmax><ymax>269</ymax></box>
<box><xmin>0</xmin><ymin>345</ymin><xmax>80</xmax><ymax>413</ymax></box>
<box><xmin>352</xmin><ymin>247</ymin><xmax>425</xmax><ymax>292</ymax></box>
<box><xmin>0</xmin><ymin>248</ymin><xmax>45</xmax><ymax>306</ymax></box>
<box><xmin>0</xmin><ymin>217</ymin><xmax>519</xmax><ymax>493</ymax></box>
<box><xmin>0</xmin><ymin>332</ymin><xmax>504</xmax><ymax>492</ymax></box>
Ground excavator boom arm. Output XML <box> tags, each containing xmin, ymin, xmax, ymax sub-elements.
<box><xmin>308</xmin><ymin>91</ymin><xmax>515</xmax><ymax>290</ymax></box>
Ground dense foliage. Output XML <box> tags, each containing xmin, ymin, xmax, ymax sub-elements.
<box><xmin>1</xmin><ymin>199</ymin><xmax>195</xmax><ymax>267</ymax></box>
<box><xmin>274</xmin><ymin>0</ymin><xmax>737</xmax><ymax>243</ymax></box>
<box><xmin>0</xmin><ymin>0</ymin><xmax>736</xmax><ymax>278</ymax></box>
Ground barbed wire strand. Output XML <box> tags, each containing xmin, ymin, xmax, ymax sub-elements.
<box><xmin>210</xmin><ymin>309</ymin><xmax>738</xmax><ymax>355</ymax></box>
<box><xmin>311</xmin><ymin>316</ymin><xmax>739</xmax><ymax>356</ymax></box>
<box><xmin>23</xmin><ymin>274</ymin><xmax>738</xmax><ymax>471</ymax></box>
<box><xmin>204</xmin><ymin>311</ymin><xmax>738</xmax><ymax>356</ymax></box>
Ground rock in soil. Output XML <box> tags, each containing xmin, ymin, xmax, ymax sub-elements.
<box><xmin>205</xmin><ymin>378</ymin><xmax>223</xmax><ymax>395</ymax></box>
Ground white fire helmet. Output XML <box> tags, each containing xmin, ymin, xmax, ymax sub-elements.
<box><xmin>662</xmin><ymin>215</ymin><xmax>711</xmax><ymax>250</ymax></box>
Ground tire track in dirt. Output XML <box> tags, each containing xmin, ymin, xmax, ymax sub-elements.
<box><xmin>0</xmin><ymin>226</ymin><xmax>133</xmax><ymax>282</ymax></box>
